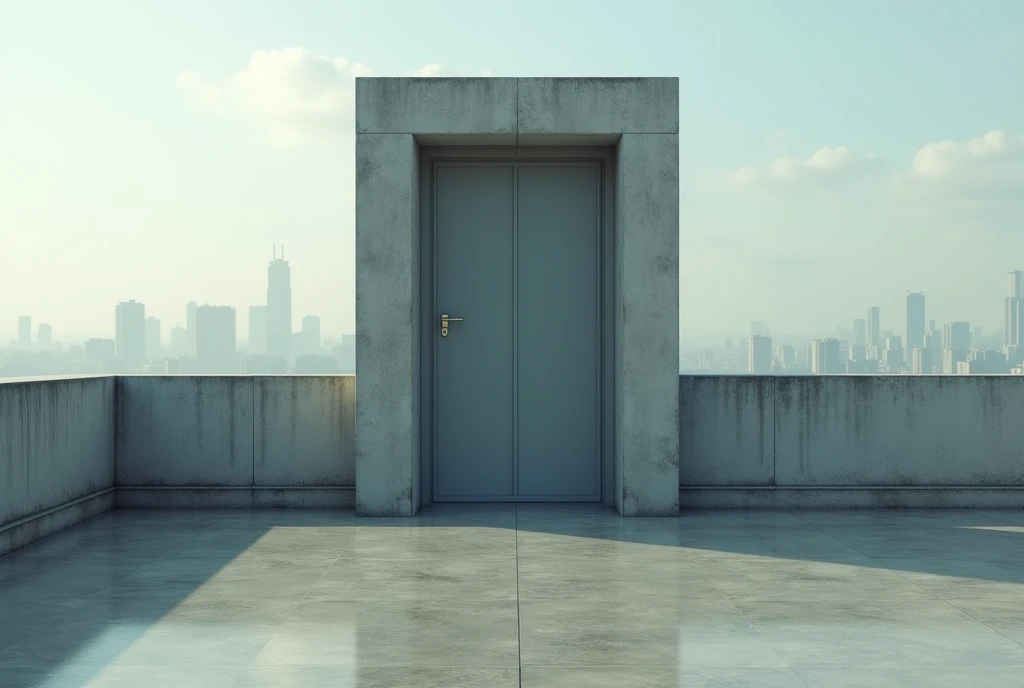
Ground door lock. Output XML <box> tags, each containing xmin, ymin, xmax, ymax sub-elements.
<box><xmin>440</xmin><ymin>313</ymin><xmax>463</xmax><ymax>337</ymax></box>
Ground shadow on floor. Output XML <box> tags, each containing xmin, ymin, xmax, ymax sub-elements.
<box><xmin>1</xmin><ymin>504</ymin><xmax>1023</xmax><ymax>687</ymax></box>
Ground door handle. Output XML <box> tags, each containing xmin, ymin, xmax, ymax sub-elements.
<box><xmin>440</xmin><ymin>313</ymin><xmax>463</xmax><ymax>337</ymax></box>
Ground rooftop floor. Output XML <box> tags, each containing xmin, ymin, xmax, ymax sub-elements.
<box><xmin>3</xmin><ymin>507</ymin><xmax>1024</xmax><ymax>687</ymax></box>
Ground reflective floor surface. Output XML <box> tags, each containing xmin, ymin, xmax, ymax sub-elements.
<box><xmin>3</xmin><ymin>506</ymin><xmax>1024</xmax><ymax>687</ymax></box>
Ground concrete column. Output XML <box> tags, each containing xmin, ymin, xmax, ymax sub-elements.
<box><xmin>616</xmin><ymin>133</ymin><xmax>680</xmax><ymax>515</ymax></box>
<box><xmin>355</xmin><ymin>133</ymin><xmax>420</xmax><ymax>516</ymax></box>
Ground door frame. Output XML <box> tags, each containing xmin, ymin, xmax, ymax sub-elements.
<box><xmin>418</xmin><ymin>146</ymin><xmax>617</xmax><ymax>507</ymax></box>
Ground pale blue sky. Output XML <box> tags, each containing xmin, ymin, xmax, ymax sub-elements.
<box><xmin>1</xmin><ymin>0</ymin><xmax>1022</xmax><ymax>340</ymax></box>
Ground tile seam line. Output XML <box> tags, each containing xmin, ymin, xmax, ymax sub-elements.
<box><xmin>516</xmin><ymin>503</ymin><xmax>523</xmax><ymax>688</ymax></box>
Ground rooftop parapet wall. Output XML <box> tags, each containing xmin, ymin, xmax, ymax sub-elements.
<box><xmin>0</xmin><ymin>376</ymin><xmax>115</xmax><ymax>556</ymax></box>
<box><xmin>681</xmin><ymin>375</ymin><xmax>1024</xmax><ymax>507</ymax></box>
<box><xmin>115</xmin><ymin>375</ymin><xmax>356</xmax><ymax>508</ymax></box>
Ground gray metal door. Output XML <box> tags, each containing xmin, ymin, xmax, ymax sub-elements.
<box><xmin>434</xmin><ymin>162</ymin><xmax>601</xmax><ymax>501</ymax></box>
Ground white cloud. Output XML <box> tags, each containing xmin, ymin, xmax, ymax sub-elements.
<box><xmin>177</xmin><ymin>49</ymin><xmax>488</xmax><ymax>148</ymax></box>
<box><xmin>722</xmin><ymin>146</ymin><xmax>883</xmax><ymax>196</ymax></box>
<box><xmin>893</xmin><ymin>130</ymin><xmax>1024</xmax><ymax>206</ymax></box>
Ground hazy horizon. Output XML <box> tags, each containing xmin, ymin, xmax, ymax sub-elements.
<box><xmin>2</xmin><ymin>0</ymin><xmax>1022</xmax><ymax>341</ymax></box>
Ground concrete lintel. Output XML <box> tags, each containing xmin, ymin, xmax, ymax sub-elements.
<box><xmin>357</xmin><ymin>78</ymin><xmax>517</xmax><ymax>135</ymax></box>
<box><xmin>517</xmin><ymin>77</ymin><xmax>678</xmax><ymax>135</ymax></box>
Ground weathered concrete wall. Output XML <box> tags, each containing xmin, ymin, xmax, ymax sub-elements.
<box><xmin>680</xmin><ymin>375</ymin><xmax>774</xmax><ymax>487</ymax></box>
<box><xmin>115</xmin><ymin>376</ymin><xmax>355</xmax><ymax>508</ymax></box>
<box><xmin>0</xmin><ymin>377</ymin><xmax>115</xmax><ymax>555</ymax></box>
<box><xmin>617</xmin><ymin>131</ymin><xmax>680</xmax><ymax>516</ymax></box>
<box><xmin>255</xmin><ymin>376</ymin><xmax>355</xmax><ymax>507</ymax></box>
<box><xmin>680</xmin><ymin>375</ymin><xmax>1024</xmax><ymax>507</ymax></box>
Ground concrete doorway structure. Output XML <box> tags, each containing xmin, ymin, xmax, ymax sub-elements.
<box><xmin>355</xmin><ymin>78</ymin><xmax>679</xmax><ymax>516</ymax></box>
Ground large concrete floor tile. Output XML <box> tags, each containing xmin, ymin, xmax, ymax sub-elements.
<box><xmin>522</xmin><ymin>666</ymin><xmax>809</xmax><ymax>687</ymax></box>
<box><xmin>519</xmin><ymin>597</ymin><xmax>785</xmax><ymax>668</ymax></box>
<box><xmin>976</xmin><ymin>510</ymin><xmax>1024</xmax><ymax>526</ymax></box>
<box><xmin>77</xmin><ymin>663</ymin><xmax>245</xmax><ymax>687</ymax></box>
<box><xmin>252</xmin><ymin>599</ymin><xmax>519</xmax><ymax>667</ymax></box>
<box><xmin>871</xmin><ymin>557</ymin><xmax>1024</xmax><ymax>600</ymax></box>
<box><xmin>94</xmin><ymin>567</ymin><xmax>327</xmax><ymax>602</ymax></box>
<box><xmin>817</xmin><ymin>530</ymin><xmax>1024</xmax><ymax>561</ymax></box>
<box><xmin>335</xmin><ymin>527</ymin><xmax>517</xmax><ymax>560</ymax></box>
<box><xmin>793</xmin><ymin>665</ymin><xmax>1024</xmax><ymax>687</ymax></box>
<box><xmin>306</xmin><ymin>555</ymin><xmax>518</xmax><ymax>601</ymax></box>
<box><xmin>517</xmin><ymin>551</ymin><xmax>723</xmax><ymax>600</ymax></box>
<box><xmin>692</xmin><ymin>555</ymin><xmax>935</xmax><ymax>602</ymax></box>
<box><xmin>946</xmin><ymin>598</ymin><xmax>1024</xmax><ymax>643</ymax></box>
<box><xmin>0</xmin><ymin>620</ymin><xmax>275</xmax><ymax>670</ymax></box>
<box><xmin>0</xmin><ymin>621</ymin><xmax>154</xmax><ymax>668</ymax></box>
<box><xmin>731</xmin><ymin>599</ymin><xmax>1024</xmax><ymax>667</ymax></box>
<box><xmin>233</xmin><ymin>666</ymin><xmax>520</xmax><ymax>687</ymax></box>
<box><xmin>515</xmin><ymin>529</ymin><xmax>671</xmax><ymax>559</ymax></box>
<box><xmin>793</xmin><ymin>509</ymin><xmax>1003</xmax><ymax>529</ymax></box>
<box><xmin>677</xmin><ymin>532</ymin><xmax>866</xmax><ymax>561</ymax></box>
<box><xmin>0</xmin><ymin>664</ymin><xmax>101</xmax><ymax>688</ymax></box>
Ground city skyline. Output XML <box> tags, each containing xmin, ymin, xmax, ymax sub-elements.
<box><xmin>2</xmin><ymin>2</ymin><xmax>1022</xmax><ymax>339</ymax></box>
<box><xmin>687</xmin><ymin>269</ymin><xmax>1024</xmax><ymax>375</ymax></box>
<box><xmin>1</xmin><ymin>249</ymin><xmax>354</xmax><ymax>377</ymax></box>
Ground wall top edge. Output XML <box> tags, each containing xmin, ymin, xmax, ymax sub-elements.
<box><xmin>0</xmin><ymin>374</ymin><xmax>356</xmax><ymax>386</ymax></box>
<box><xmin>355</xmin><ymin>76</ymin><xmax>679</xmax><ymax>84</ymax></box>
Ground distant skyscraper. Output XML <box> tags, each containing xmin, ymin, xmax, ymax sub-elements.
<box><xmin>248</xmin><ymin>306</ymin><xmax>268</xmax><ymax>355</ymax></box>
<box><xmin>750</xmin><ymin>321</ymin><xmax>768</xmax><ymax>337</ymax></box>
<box><xmin>853</xmin><ymin>319</ymin><xmax>866</xmax><ymax>347</ymax></box>
<box><xmin>776</xmin><ymin>344</ymin><xmax>795</xmax><ymax>367</ymax></box>
<box><xmin>267</xmin><ymin>247</ymin><xmax>292</xmax><ymax>358</ymax></box>
<box><xmin>972</xmin><ymin>326</ymin><xmax>983</xmax><ymax>349</ymax></box>
<box><xmin>145</xmin><ymin>316</ymin><xmax>161</xmax><ymax>359</ymax></box>
<box><xmin>911</xmin><ymin>348</ymin><xmax>932</xmax><ymax>375</ymax></box>
<box><xmin>943</xmin><ymin>322</ymin><xmax>971</xmax><ymax>351</ymax></box>
<box><xmin>115</xmin><ymin>300</ymin><xmax>146</xmax><ymax>362</ymax></box>
<box><xmin>866</xmin><ymin>307</ymin><xmax>880</xmax><ymax>350</ymax></box>
<box><xmin>810</xmin><ymin>338</ymin><xmax>841</xmax><ymax>374</ymax></box>
<box><xmin>37</xmin><ymin>323</ymin><xmax>52</xmax><ymax>351</ymax></box>
<box><xmin>195</xmin><ymin>305</ymin><xmax>237</xmax><ymax>372</ymax></box>
<box><xmin>302</xmin><ymin>315</ymin><xmax>321</xmax><ymax>355</ymax></box>
<box><xmin>1006</xmin><ymin>270</ymin><xmax>1023</xmax><ymax>348</ymax></box>
<box><xmin>17</xmin><ymin>315</ymin><xmax>31</xmax><ymax>347</ymax></box>
<box><xmin>905</xmin><ymin>292</ymin><xmax>926</xmax><ymax>353</ymax></box>
<box><xmin>882</xmin><ymin>335</ymin><xmax>905</xmax><ymax>371</ymax></box>
<box><xmin>942</xmin><ymin>347</ymin><xmax>968</xmax><ymax>374</ymax></box>
<box><xmin>84</xmin><ymin>338</ymin><xmax>115</xmax><ymax>361</ymax></box>
<box><xmin>747</xmin><ymin>335</ymin><xmax>772</xmax><ymax>374</ymax></box>
<box><xmin>186</xmin><ymin>301</ymin><xmax>198</xmax><ymax>357</ymax></box>
<box><xmin>337</xmin><ymin>333</ymin><xmax>355</xmax><ymax>373</ymax></box>
<box><xmin>170</xmin><ymin>326</ymin><xmax>189</xmax><ymax>357</ymax></box>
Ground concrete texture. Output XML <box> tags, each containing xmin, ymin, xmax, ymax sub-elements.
<box><xmin>517</xmin><ymin>77</ymin><xmax>678</xmax><ymax>135</ymax></box>
<box><xmin>356</xmin><ymin>77</ymin><xmax>517</xmax><ymax>136</ymax></box>
<box><xmin>356</xmin><ymin>78</ymin><xmax>680</xmax><ymax>516</ymax></box>
<box><xmin>680</xmin><ymin>375</ymin><xmax>774</xmax><ymax>487</ymax></box>
<box><xmin>115</xmin><ymin>376</ymin><xmax>254</xmax><ymax>488</ymax></box>
<box><xmin>254</xmin><ymin>376</ymin><xmax>355</xmax><ymax>489</ymax></box>
<box><xmin>0</xmin><ymin>377</ymin><xmax>115</xmax><ymax>556</ymax></box>
<box><xmin>1</xmin><ymin>376</ymin><xmax>357</xmax><ymax>524</ymax></box>
<box><xmin>681</xmin><ymin>375</ymin><xmax>1024</xmax><ymax>507</ymax></box>
<box><xmin>5</xmin><ymin>506</ymin><xmax>1024</xmax><ymax>687</ymax></box>
<box><xmin>115</xmin><ymin>376</ymin><xmax>355</xmax><ymax>508</ymax></box>
<box><xmin>355</xmin><ymin>133</ymin><xmax>420</xmax><ymax>516</ymax></box>
<box><xmin>616</xmin><ymin>133</ymin><xmax>680</xmax><ymax>516</ymax></box>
